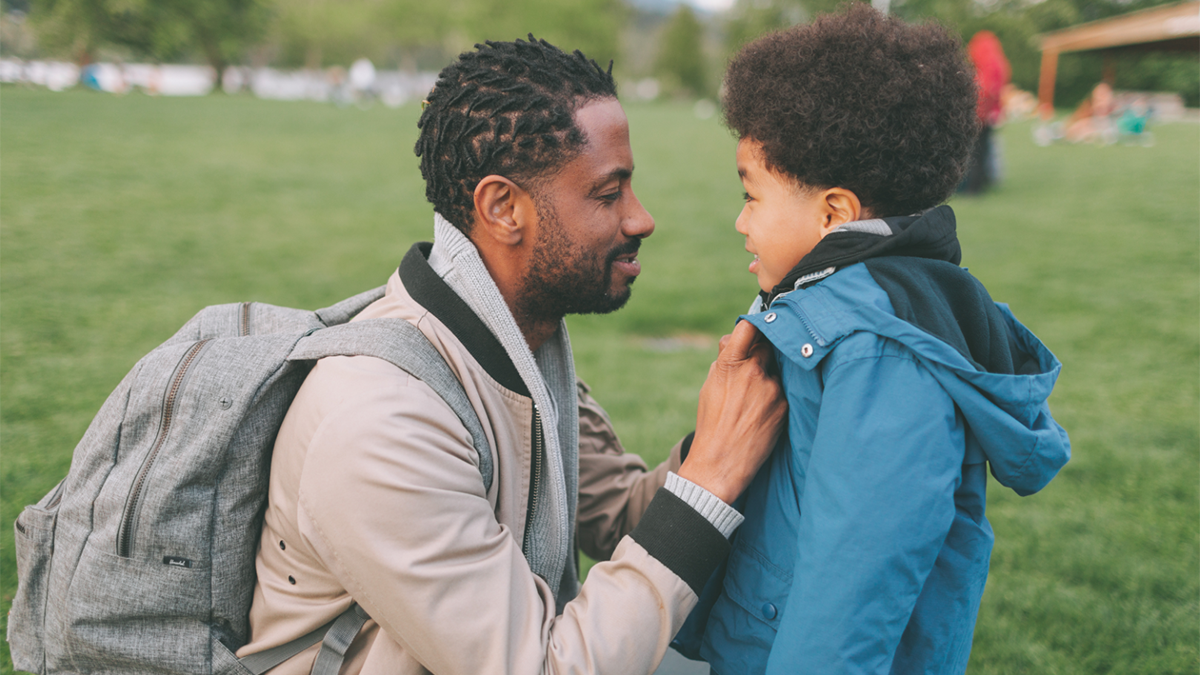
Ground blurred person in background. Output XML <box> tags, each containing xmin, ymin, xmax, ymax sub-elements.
<box><xmin>1065</xmin><ymin>81</ymin><xmax>1117</xmax><ymax>144</ymax></box>
<box><xmin>962</xmin><ymin>30</ymin><xmax>1010</xmax><ymax>194</ymax></box>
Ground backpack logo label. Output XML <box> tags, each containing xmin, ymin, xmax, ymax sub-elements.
<box><xmin>163</xmin><ymin>556</ymin><xmax>193</xmax><ymax>568</ymax></box>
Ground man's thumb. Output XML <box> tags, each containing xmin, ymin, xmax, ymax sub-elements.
<box><xmin>719</xmin><ymin>320</ymin><xmax>760</xmax><ymax>362</ymax></box>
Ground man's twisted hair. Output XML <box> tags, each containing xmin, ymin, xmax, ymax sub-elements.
<box><xmin>414</xmin><ymin>36</ymin><xmax>617</xmax><ymax>232</ymax></box>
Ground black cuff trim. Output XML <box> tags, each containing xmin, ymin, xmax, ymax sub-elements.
<box><xmin>679</xmin><ymin>431</ymin><xmax>695</xmax><ymax>463</ymax></box>
<box><xmin>629</xmin><ymin>488</ymin><xmax>731</xmax><ymax>596</ymax></box>
<box><xmin>399</xmin><ymin>243</ymin><xmax>529</xmax><ymax>396</ymax></box>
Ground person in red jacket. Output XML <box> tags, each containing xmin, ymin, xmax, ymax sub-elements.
<box><xmin>962</xmin><ymin>30</ymin><xmax>1010</xmax><ymax>194</ymax></box>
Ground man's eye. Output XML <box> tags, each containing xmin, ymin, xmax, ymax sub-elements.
<box><xmin>600</xmin><ymin>191</ymin><xmax>620</xmax><ymax>203</ymax></box>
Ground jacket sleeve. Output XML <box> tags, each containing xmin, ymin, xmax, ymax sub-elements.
<box><xmin>576</xmin><ymin>378</ymin><xmax>684</xmax><ymax>561</ymax></box>
<box><xmin>766</xmin><ymin>339</ymin><xmax>964</xmax><ymax>674</ymax></box>
<box><xmin>296</xmin><ymin>366</ymin><xmax>727</xmax><ymax>675</ymax></box>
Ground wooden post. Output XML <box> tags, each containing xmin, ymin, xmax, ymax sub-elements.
<box><xmin>1037</xmin><ymin>49</ymin><xmax>1059</xmax><ymax>119</ymax></box>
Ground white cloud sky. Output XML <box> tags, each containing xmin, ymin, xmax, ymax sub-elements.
<box><xmin>685</xmin><ymin>0</ymin><xmax>737</xmax><ymax>11</ymax></box>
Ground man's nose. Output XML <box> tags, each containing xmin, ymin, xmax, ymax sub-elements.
<box><xmin>624</xmin><ymin>192</ymin><xmax>655</xmax><ymax>239</ymax></box>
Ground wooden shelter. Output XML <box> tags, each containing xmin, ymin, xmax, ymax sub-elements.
<box><xmin>1037</xmin><ymin>1</ymin><xmax>1200</xmax><ymax>110</ymax></box>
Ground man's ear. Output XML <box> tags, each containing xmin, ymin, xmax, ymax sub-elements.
<box><xmin>472</xmin><ymin>175</ymin><xmax>539</xmax><ymax>247</ymax></box>
<box><xmin>818</xmin><ymin>188</ymin><xmax>863</xmax><ymax>237</ymax></box>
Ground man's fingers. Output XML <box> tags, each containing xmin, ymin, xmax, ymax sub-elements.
<box><xmin>717</xmin><ymin>320</ymin><xmax>760</xmax><ymax>362</ymax></box>
<box><xmin>718</xmin><ymin>333</ymin><xmax>732</xmax><ymax>352</ymax></box>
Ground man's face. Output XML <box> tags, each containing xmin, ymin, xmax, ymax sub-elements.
<box><xmin>516</xmin><ymin>99</ymin><xmax>655</xmax><ymax>323</ymax></box>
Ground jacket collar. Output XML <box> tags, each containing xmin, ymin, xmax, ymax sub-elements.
<box><xmin>399</xmin><ymin>242</ymin><xmax>530</xmax><ymax>397</ymax></box>
<box><xmin>407</xmin><ymin>214</ymin><xmax>580</xmax><ymax>606</ymax></box>
<box><xmin>762</xmin><ymin>205</ymin><xmax>962</xmax><ymax>307</ymax></box>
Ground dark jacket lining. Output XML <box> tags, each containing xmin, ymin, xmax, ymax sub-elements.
<box><xmin>399</xmin><ymin>243</ymin><xmax>530</xmax><ymax>396</ymax></box>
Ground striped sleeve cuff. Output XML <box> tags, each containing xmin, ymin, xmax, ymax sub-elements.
<box><xmin>664</xmin><ymin>472</ymin><xmax>744</xmax><ymax>538</ymax></box>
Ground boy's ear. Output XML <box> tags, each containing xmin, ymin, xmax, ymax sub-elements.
<box><xmin>471</xmin><ymin>175</ymin><xmax>539</xmax><ymax>248</ymax></box>
<box><xmin>818</xmin><ymin>188</ymin><xmax>864</xmax><ymax>236</ymax></box>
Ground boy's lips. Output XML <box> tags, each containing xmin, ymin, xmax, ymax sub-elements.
<box><xmin>748</xmin><ymin>253</ymin><xmax>760</xmax><ymax>274</ymax></box>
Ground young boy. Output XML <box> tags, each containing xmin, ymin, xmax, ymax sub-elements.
<box><xmin>672</xmin><ymin>6</ymin><xmax>1071</xmax><ymax>674</ymax></box>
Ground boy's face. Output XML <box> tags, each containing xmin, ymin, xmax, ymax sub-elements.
<box><xmin>735</xmin><ymin>139</ymin><xmax>832</xmax><ymax>293</ymax></box>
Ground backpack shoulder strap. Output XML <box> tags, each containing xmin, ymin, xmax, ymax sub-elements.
<box><xmin>288</xmin><ymin>317</ymin><xmax>494</xmax><ymax>494</ymax></box>
<box><xmin>239</xmin><ymin>318</ymin><xmax>492</xmax><ymax>675</ymax></box>
<box><xmin>313</xmin><ymin>285</ymin><xmax>387</xmax><ymax>327</ymax></box>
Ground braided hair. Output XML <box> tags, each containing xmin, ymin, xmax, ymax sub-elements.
<box><xmin>415</xmin><ymin>36</ymin><xmax>618</xmax><ymax>232</ymax></box>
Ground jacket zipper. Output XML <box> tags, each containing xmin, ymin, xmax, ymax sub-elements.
<box><xmin>522</xmin><ymin>405</ymin><xmax>544</xmax><ymax>553</ymax></box>
<box><xmin>116</xmin><ymin>338</ymin><xmax>211</xmax><ymax>557</ymax></box>
<box><xmin>795</xmin><ymin>311</ymin><xmax>824</xmax><ymax>346</ymax></box>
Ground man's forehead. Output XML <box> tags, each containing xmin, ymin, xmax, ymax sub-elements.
<box><xmin>565</xmin><ymin>98</ymin><xmax>634</xmax><ymax>180</ymax></box>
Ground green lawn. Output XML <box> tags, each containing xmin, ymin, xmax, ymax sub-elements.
<box><xmin>2</xmin><ymin>87</ymin><xmax>1197</xmax><ymax>673</ymax></box>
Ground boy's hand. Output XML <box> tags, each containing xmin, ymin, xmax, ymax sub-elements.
<box><xmin>678</xmin><ymin>320</ymin><xmax>787</xmax><ymax>505</ymax></box>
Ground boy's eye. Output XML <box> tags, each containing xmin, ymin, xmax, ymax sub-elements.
<box><xmin>743</xmin><ymin>192</ymin><xmax>753</xmax><ymax>202</ymax></box>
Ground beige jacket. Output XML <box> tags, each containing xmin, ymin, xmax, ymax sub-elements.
<box><xmin>238</xmin><ymin>243</ymin><xmax>727</xmax><ymax>675</ymax></box>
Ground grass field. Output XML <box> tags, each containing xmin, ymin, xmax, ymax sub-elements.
<box><xmin>1</xmin><ymin>86</ymin><xmax>1197</xmax><ymax>673</ymax></box>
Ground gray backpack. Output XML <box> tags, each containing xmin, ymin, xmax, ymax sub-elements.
<box><xmin>8</xmin><ymin>286</ymin><xmax>493</xmax><ymax>675</ymax></box>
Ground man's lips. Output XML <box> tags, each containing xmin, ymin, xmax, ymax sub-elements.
<box><xmin>612</xmin><ymin>253</ymin><xmax>641</xmax><ymax>276</ymax></box>
<box><xmin>609</xmin><ymin>241</ymin><xmax>642</xmax><ymax>277</ymax></box>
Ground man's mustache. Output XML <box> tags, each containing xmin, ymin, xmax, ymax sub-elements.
<box><xmin>605</xmin><ymin>239</ymin><xmax>642</xmax><ymax>266</ymax></box>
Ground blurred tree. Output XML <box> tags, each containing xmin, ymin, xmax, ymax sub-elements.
<box><xmin>458</xmin><ymin>0</ymin><xmax>624</xmax><ymax>67</ymax></box>
<box><xmin>271</xmin><ymin>0</ymin><xmax>457</xmax><ymax>70</ymax></box>
<box><xmin>30</xmin><ymin>0</ymin><xmax>269</xmax><ymax>84</ymax></box>
<box><xmin>1</xmin><ymin>4</ymin><xmax>39</xmax><ymax>57</ymax></box>
<box><xmin>655</xmin><ymin>3</ymin><xmax>708</xmax><ymax>97</ymax></box>
<box><xmin>890</xmin><ymin>0</ymin><xmax>1198</xmax><ymax>107</ymax></box>
<box><xmin>724</xmin><ymin>0</ymin><xmax>807</xmax><ymax>55</ymax></box>
<box><xmin>267</xmin><ymin>0</ymin><xmax>621</xmax><ymax>73</ymax></box>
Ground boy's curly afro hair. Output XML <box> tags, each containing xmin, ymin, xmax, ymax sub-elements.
<box><xmin>723</xmin><ymin>3</ymin><xmax>978</xmax><ymax>216</ymax></box>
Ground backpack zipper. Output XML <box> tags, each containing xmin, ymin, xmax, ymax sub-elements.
<box><xmin>117</xmin><ymin>338</ymin><xmax>211</xmax><ymax>557</ymax></box>
<box><xmin>522</xmin><ymin>405</ymin><xmax>544</xmax><ymax>553</ymax></box>
<box><xmin>239</xmin><ymin>302</ymin><xmax>251</xmax><ymax>337</ymax></box>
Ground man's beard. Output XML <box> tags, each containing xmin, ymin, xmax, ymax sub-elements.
<box><xmin>515</xmin><ymin>202</ymin><xmax>639</xmax><ymax>327</ymax></box>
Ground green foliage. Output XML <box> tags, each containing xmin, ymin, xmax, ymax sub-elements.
<box><xmin>889</xmin><ymin>0</ymin><xmax>1200</xmax><ymax>107</ymax></box>
<box><xmin>655</xmin><ymin>4</ymin><xmax>709</xmax><ymax>98</ymax></box>
<box><xmin>269</xmin><ymin>0</ymin><xmax>455</xmax><ymax>69</ymax></box>
<box><xmin>1</xmin><ymin>89</ymin><xmax>1198</xmax><ymax>674</ymax></box>
<box><xmin>0</xmin><ymin>9</ymin><xmax>38</xmax><ymax>58</ymax></box>
<box><xmin>266</xmin><ymin>0</ymin><xmax>622</xmax><ymax>71</ymax></box>
<box><xmin>723</xmin><ymin>0</ymin><xmax>807</xmax><ymax>56</ymax></box>
<box><xmin>29</xmin><ymin>0</ymin><xmax>270</xmax><ymax>74</ymax></box>
<box><xmin>459</xmin><ymin>0</ymin><xmax>625</xmax><ymax>69</ymax></box>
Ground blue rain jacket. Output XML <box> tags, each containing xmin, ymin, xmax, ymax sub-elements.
<box><xmin>674</xmin><ymin>257</ymin><xmax>1070</xmax><ymax>675</ymax></box>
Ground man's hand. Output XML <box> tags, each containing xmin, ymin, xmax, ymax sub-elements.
<box><xmin>678</xmin><ymin>320</ymin><xmax>787</xmax><ymax>505</ymax></box>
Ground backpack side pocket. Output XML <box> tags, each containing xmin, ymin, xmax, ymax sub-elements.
<box><xmin>8</xmin><ymin>479</ymin><xmax>65</xmax><ymax>673</ymax></box>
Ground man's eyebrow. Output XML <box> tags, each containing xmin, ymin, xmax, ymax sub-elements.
<box><xmin>589</xmin><ymin>167</ymin><xmax>633</xmax><ymax>192</ymax></box>
<box><xmin>609</xmin><ymin>167</ymin><xmax>633</xmax><ymax>181</ymax></box>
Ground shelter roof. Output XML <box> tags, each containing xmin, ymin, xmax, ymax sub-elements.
<box><xmin>1039</xmin><ymin>1</ymin><xmax>1200</xmax><ymax>54</ymax></box>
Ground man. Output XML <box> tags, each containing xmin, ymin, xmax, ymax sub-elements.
<box><xmin>236</xmin><ymin>37</ymin><xmax>786</xmax><ymax>674</ymax></box>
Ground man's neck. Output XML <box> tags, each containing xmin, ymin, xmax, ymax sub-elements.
<box><xmin>511</xmin><ymin>308</ymin><xmax>559</xmax><ymax>352</ymax></box>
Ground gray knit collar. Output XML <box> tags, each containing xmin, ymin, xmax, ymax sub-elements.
<box><xmin>428</xmin><ymin>214</ymin><xmax>580</xmax><ymax>606</ymax></box>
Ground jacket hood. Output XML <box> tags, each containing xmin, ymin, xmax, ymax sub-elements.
<box><xmin>763</xmin><ymin>204</ymin><xmax>962</xmax><ymax>305</ymax></box>
<box><xmin>750</xmin><ymin>217</ymin><xmax>1069</xmax><ymax>496</ymax></box>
